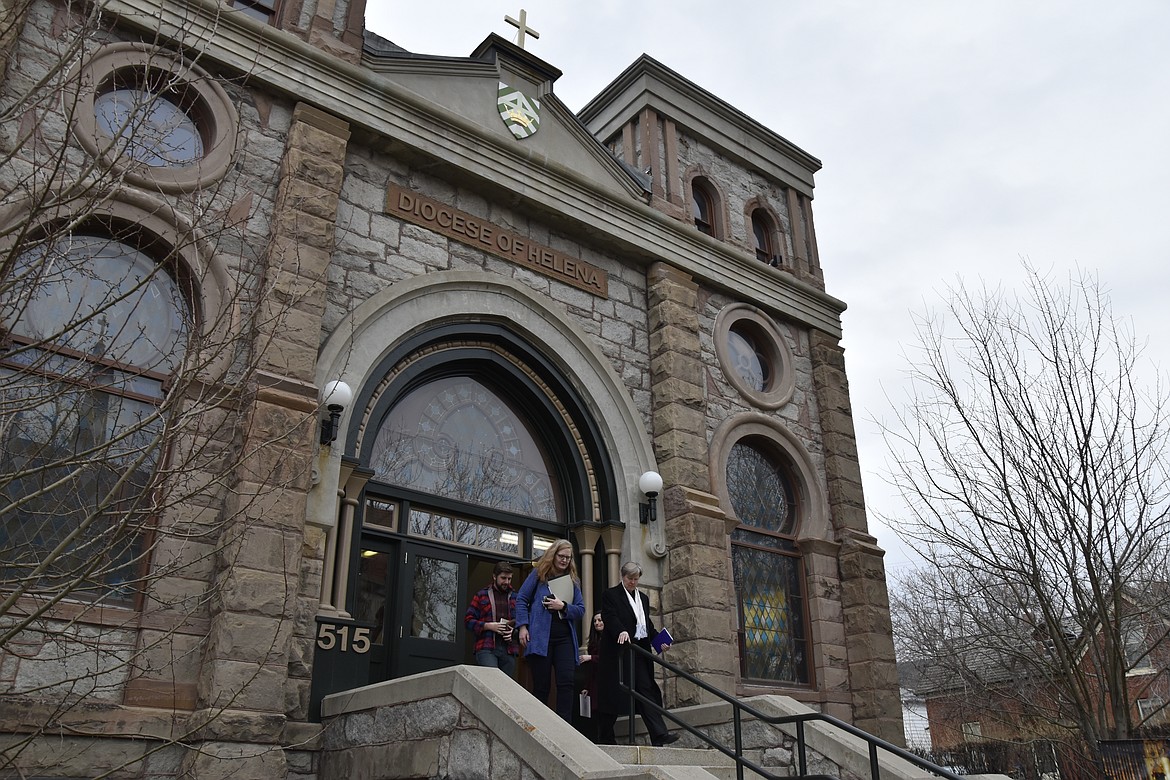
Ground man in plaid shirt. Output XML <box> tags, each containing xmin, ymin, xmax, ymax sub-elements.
<box><xmin>464</xmin><ymin>560</ymin><xmax>519</xmax><ymax>675</ymax></box>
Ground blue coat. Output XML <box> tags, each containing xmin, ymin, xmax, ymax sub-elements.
<box><xmin>514</xmin><ymin>569</ymin><xmax>585</xmax><ymax>659</ymax></box>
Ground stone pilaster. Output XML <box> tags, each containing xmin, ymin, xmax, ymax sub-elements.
<box><xmin>0</xmin><ymin>0</ymin><xmax>25</xmax><ymax>87</ymax></box>
<box><xmin>810</xmin><ymin>330</ymin><xmax>903</xmax><ymax>744</ymax></box>
<box><xmin>647</xmin><ymin>263</ymin><xmax>735</xmax><ymax>703</ymax></box>
<box><xmin>646</xmin><ymin>263</ymin><xmax>708</xmax><ymax>493</ymax></box>
<box><xmin>661</xmin><ymin>487</ymin><xmax>737</xmax><ymax>705</ymax></box>
<box><xmin>185</xmin><ymin>103</ymin><xmax>350</xmax><ymax>777</ymax></box>
<box><xmin>839</xmin><ymin>531</ymin><xmax>902</xmax><ymax>743</ymax></box>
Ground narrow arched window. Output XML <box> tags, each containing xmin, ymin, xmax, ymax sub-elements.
<box><xmin>1</xmin><ymin>232</ymin><xmax>191</xmax><ymax>605</ymax></box>
<box><xmin>692</xmin><ymin>181</ymin><xmax>716</xmax><ymax>237</ymax></box>
<box><xmin>752</xmin><ymin>209</ymin><xmax>777</xmax><ymax>266</ymax></box>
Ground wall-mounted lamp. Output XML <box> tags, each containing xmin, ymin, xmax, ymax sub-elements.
<box><xmin>319</xmin><ymin>380</ymin><xmax>354</xmax><ymax>446</ymax></box>
<box><xmin>638</xmin><ymin>470</ymin><xmax>663</xmax><ymax>524</ymax></box>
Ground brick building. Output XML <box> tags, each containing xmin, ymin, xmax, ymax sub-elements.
<box><xmin>0</xmin><ymin>0</ymin><xmax>901</xmax><ymax>775</ymax></box>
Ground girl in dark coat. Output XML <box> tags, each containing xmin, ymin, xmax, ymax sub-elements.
<box><xmin>574</xmin><ymin>612</ymin><xmax>604</xmax><ymax>740</ymax></box>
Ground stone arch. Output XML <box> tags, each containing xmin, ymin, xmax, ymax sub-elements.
<box><xmin>0</xmin><ymin>187</ymin><xmax>235</xmax><ymax>380</ymax></box>
<box><xmin>709</xmin><ymin>412</ymin><xmax>830</xmax><ymax>543</ymax></box>
<box><xmin>314</xmin><ymin>271</ymin><xmax>658</xmax><ymax>531</ymax></box>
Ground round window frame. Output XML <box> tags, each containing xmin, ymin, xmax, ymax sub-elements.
<box><xmin>72</xmin><ymin>43</ymin><xmax>238</xmax><ymax>193</ymax></box>
<box><xmin>710</xmin><ymin>412</ymin><xmax>830</xmax><ymax>543</ymax></box>
<box><xmin>714</xmin><ymin>303</ymin><xmax>795</xmax><ymax>410</ymax></box>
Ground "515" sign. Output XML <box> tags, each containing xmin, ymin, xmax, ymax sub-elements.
<box><xmin>316</xmin><ymin>622</ymin><xmax>372</xmax><ymax>654</ymax></box>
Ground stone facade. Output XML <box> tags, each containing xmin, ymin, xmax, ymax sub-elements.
<box><xmin>0</xmin><ymin>0</ymin><xmax>902</xmax><ymax>776</ymax></box>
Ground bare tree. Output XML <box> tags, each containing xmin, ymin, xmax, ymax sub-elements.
<box><xmin>882</xmin><ymin>264</ymin><xmax>1170</xmax><ymax>772</ymax></box>
<box><xmin>0</xmin><ymin>0</ymin><xmax>323</xmax><ymax>774</ymax></box>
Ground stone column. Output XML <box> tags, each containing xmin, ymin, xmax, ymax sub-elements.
<box><xmin>329</xmin><ymin>466</ymin><xmax>373</xmax><ymax>619</ymax></box>
<box><xmin>785</xmin><ymin>188</ymin><xmax>810</xmax><ymax>277</ymax></box>
<box><xmin>0</xmin><ymin>0</ymin><xmax>26</xmax><ymax>86</ymax></box>
<box><xmin>183</xmin><ymin>103</ymin><xmax>350</xmax><ymax>778</ymax></box>
<box><xmin>600</xmin><ymin>524</ymin><xmax>624</xmax><ymax>587</ymax></box>
<box><xmin>646</xmin><ymin>263</ymin><xmax>736</xmax><ymax>704</ymax></box>
<box><xmin>810</xmin><ymin>330</ymin><xmax>903</xmax><ymax>744</ymax></box>
<box><xmin>573</xmin><ymin>525</ymin><xmax>603</xmax><ymax>625</ymax></box>
<box><xmin>318</xmin><ymin>460</ymin><xmax>356</xmax><ymax>614</ymax></box>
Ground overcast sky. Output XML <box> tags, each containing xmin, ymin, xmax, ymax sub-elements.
<box><xmin>364</xmin><ymin>2</ymin><xmax>1170</xmax><ymax>571</ymax></box>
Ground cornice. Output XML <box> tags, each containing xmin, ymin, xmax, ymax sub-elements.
<box><xmin>360</xmin><ymin>50</ymin><xmax>500</xmax><ymax>79</ymax></box>
<box><xmin>579</xmin><ymin>54</ymin><xmax>822</xmax><ymax>195</ymax></box>
<box><xmin>102</xmin><ymin>0</ymin><xmax>845</xmax><ymax>336</ymax></box>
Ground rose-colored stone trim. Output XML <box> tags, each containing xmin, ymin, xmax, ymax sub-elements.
<box><xmin>713</xmin><ymin>303</ymin><xmax>796</xmax><ymax>410</ymax></box>
<box><xmin>70</xmin><ymin>42</ymin><xmax>238</xmax><ymax>194</ymax></box>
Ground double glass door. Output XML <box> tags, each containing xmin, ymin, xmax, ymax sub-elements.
<box><xmin>355</xmin><ymin>540</ymin><xmax>468</xmax><ymax>681</ymax></box>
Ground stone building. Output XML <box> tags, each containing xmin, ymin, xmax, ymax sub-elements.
<box><xmin>0</xmin><ymin>0</ymin><xmax>901</xmax><ymax>775</ymax></box>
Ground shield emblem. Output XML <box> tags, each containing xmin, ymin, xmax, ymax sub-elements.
<box><xmin>497</xmin><ymin>82</ymin><xmax>541</xmax><ymax>140</ymax></box>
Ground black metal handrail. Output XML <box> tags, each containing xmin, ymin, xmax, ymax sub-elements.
<box><xmin>617</xmin><ymin>642</ymin><xmax>964</xmax><ymax>780</ymax></box>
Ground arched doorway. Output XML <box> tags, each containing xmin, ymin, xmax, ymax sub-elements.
<box><xmin>345</xmin><ymin>324</ymin><xmax>616</xmax><ymax>683</ymax></box>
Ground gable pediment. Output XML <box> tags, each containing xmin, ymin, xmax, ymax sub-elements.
<box><xmin>362</xmin><ymin>33</ymin><xmax>648</xmax><ymax>202</ymax></box>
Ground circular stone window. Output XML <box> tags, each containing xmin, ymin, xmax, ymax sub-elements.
<box><xmin>714</xmin><ymin>303</ymin><xmax>795</xmax><ymax>409</ymax></box>
<box><xmin>72</xmin><ymin>43</ymin><xmax>238</xmax><ymax>192</ymax></box>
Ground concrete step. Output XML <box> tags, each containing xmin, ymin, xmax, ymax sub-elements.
<box><xmin>599</xmin><ymin>745</ymin><xmax>775</xmax><ymax>779</ymax></box>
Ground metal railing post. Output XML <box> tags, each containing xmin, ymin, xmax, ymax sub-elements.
<box><xmin>797</xmin><ymin>719</ymin><xmax>808</xmax><ymax>776</ymax></box>
<box><xmin>623</xmin><ymin>644</ymin><xmax>636</xmax><ymax>744</ymax></box>
<box><xmin>613</xmin><ymin>641</ymin><xmax>962</xmax><ymax>780</ymax></box>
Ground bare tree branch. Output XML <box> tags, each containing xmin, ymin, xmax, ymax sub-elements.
<box><xmin>884</xmin><ymin>263</ymin><xmax>1170</xmax><ymax>772</ymax></box>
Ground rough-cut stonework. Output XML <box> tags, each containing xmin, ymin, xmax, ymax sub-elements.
<box><xmin>0</xmin><ymin>0</ymin><xmax>905</xmax><ymax>774</ymax></box>
<box><xmin>319</xmin><ymin>667</ymin><xmax>970</xmax><ymax>780</ymax></box>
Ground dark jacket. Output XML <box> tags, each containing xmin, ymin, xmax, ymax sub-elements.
<box><xmin>598</xmin><ymin>583</ymin><xmax>659</xmax><ymax>715</ymax></box>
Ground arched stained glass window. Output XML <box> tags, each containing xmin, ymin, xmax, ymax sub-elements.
<box><xmin>727</xmin><ymin>440</ymin><xmax>796</xmax><ymax>535</ymax></box>
<box><xmin>727</xmin><ymin>438</ymin><xmax>809</xmax><ymax>684</ymax></box>
<box><xmin>5</xmin><ymin>235</ymin><xmax>189</xmax><ymax>373</ymax></box>
<box><xmin>368</xmin><ymin>377</ymin><xmax>561</xmax><ymax>523</ymax></box>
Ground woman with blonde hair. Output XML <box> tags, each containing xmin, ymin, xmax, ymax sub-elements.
<box><xmin>516</xmin><ymin>539</ymin><xmax>585</xmax><ymax>721</ymax></box>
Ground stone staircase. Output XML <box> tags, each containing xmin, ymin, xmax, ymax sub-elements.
<box><xmin>316</xmin><ymin>666</ymin><xmax>1011</xmax><ymax>780</ymax></box>
<box><xmin>600</xmin><ymin>744</ymin><xmax>764</xmax><ymax>779</ymax></box>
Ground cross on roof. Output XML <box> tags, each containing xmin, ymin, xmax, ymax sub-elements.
<box><xmin>504</xmin><ymin>9</ymin><xmax>540</xmax><ymax>49</ymax></box>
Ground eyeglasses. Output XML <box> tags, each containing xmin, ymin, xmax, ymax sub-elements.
<box><xmin>555</xmin><ymin>554</ymin><xmax>572</xmax><ymax>561</ymax></box>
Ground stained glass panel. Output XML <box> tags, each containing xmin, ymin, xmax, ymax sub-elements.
<box><xmin>94</xmin><ymin>88</ymin><xmax>204</xmax><ymax>168</ymax></box>
<box><xmin>369</xmin><ymin>377</ymin><xmax>560</xmax><ymax>522</ymax></box>
<box><xmin>732</xmin><ymin>544</ymin><xmax>808</xmax><ymax>683</ymax></box>
<box><xmin>3</xmin><ymin>236</ymin><xmax>190</xmax><ymax>375</ymax></box>
<box><xmin>726</xmin><ymin>440</ymin><xmax>796</xmax><ymax>534</ymax></box>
